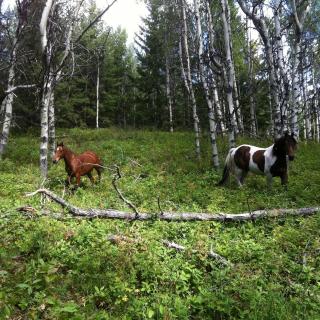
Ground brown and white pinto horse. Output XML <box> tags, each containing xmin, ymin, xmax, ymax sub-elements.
<box><xmin>218</xmin><ymin>132</ymin><xmax>297</xmax><ymax>188</ymax></box>
<box><xmin>52</xmin><ymin>142</ymin><xmax>103</xmax><ymax>187</ymax></box>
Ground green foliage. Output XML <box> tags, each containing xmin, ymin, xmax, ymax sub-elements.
<box><xmin>1</xmin><ymin>129</ymin><xmax>320</xmax><ymax>319</ymax></box>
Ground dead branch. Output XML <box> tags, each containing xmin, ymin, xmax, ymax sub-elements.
<box><xmin>4</xmin><ymin>84</ymin><xmax>36</xmax><ymax>94</ymax></box>
<box><xmin>106</xmin><ymin>234</ymin><xmax>232</xmax><ymax>266</ymax></box>
<box><xmin>162</xmin><ymin>240</ymin><xmax>232</xmax><ymax>266</ymax></box>
<box><xmin>111</xmin><ymin>165</ymin><xmax>140</xmax><ymax>218</ymax></box>
<box><xmin>75</xmin><ymin>0</ymin><xmax>118</xmax><ymax>44</ymax></box>
<box><xmin>25</xmin><ymin>188</ymin><xmax>320</xmax><ymax>222</ymax></box>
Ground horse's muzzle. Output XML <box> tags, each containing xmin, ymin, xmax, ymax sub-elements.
<box><xmin>288</xmin><ymin>156</ymin><xmax>295</xmax><ymax>161</ymax></box>
<box><xmin>52</xmin><ymin>159</ymin><xmax>58</xmax><ymax>164</ymax></box>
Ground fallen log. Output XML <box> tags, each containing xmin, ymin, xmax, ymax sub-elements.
<box><xmin>26</xmin><ymin>188</ymin><xmax>320</xmax><ymax>222</ymax></box>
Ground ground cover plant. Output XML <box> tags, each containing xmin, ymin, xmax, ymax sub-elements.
<box><xmin>1</xmin><ymin>128</ymin><xmax>320</xmax><ymax>319</ymax></box>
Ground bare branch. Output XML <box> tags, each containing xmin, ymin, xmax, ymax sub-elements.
<box><xmin>162</xmin><ymin>240</ymin><xmax>233</xmax><ymax>266</ymax></box>
<box><xmin>75</xmin><ymin>0</ymin><xmax>118</xmax><ymax>44</ymax></box>
<box><xmin>111</xmin><ymin>165</ymin><xmax>140</xmax><ymax>218</ymax></box>
<box><xmin>106</xmin><ymin>234</ymin><xmax>232</xmax><ymax>267</ymax></box>
<box><xmin>4</xmin><ymin>84</ymin><xmax>36</xmax><ymax>94</ymax></box>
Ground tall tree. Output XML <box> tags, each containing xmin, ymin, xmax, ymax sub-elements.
<box><xmin>179</xmin><ymin>0</ymin><xmax>201</xmax><ymax>159</ymax></box>
<box><xmin>221</xmin><ymin>0</ymin><xmax>236</xmax><ymax>147</ymax></box>
<box><xmin>195</xmin><ymin>0</ymin><xmax>219</xmax><ymax>167</ymax></box>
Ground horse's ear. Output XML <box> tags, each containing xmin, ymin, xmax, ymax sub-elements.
<box><xmin>57</xmin><ymin>142</ymin><xmax>64</xmax><ymax>147</ymax></box>
<box><xmin>291</xmin><ymin>132</ymin><xmax>294</xmax><ymax>138</ymax></box>
<box><xmin>284</xmin><ymin>131</ymin><xmax>289</xmax><ymax>137</ymax></box>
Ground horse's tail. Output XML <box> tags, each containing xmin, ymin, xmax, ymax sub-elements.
<box><xmin>217</xmin><ymin>148</ymin><xmax>234</xmax><ymax>186</ymax></box>
<box><xmin>97</xmin><ymin>159</ymin><xmax>104</xmax><ymax>171</ymax></box>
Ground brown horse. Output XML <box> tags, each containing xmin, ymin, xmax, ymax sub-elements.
<box><xmin>52</xmin><ymin>142</ymin><xmax>103</xmax><ymax>187</ymax></box>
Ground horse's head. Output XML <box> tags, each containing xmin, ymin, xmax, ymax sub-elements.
<box><xmin>52</xmin><ymin>142</ymin><xmax>65</xmax><ymax>164</ymax></box>
<box><xmin>274</xmin><ymin>132</ymin><xmax>297</xmax><ymax>161</ymax></box>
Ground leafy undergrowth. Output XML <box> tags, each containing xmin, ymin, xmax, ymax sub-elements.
<box><xmin>1</xmin><ymin>128</ymin><xmax>320</xmax><ymax>319</ymax></box>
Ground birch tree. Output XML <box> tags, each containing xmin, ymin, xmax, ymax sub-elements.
<box><xmin>221</xmin><ymin>0</ymin><xmax>236</xmax><ymax>147</ymax></box>
<box><xmin>179</xmin><ymin>0</ymin><xmax>201</xmax><ymax>159</ymax></box>
<box><xmin>165</xmin><ymin>54</ymin><xmax>174</xmax><ymax>132</ymax></box>
<box><xmin>273</xmin><ymin>1</ymin><xmax>289</xmax><ymax>132</ymax></box>
<box><xmin>0</xmin><ymin>1</ymin><xmax>34</xmax><ymax>158</ymax></box>
<box><xmin>194</xmin><ymin>0</ymin><xmax>219</xmax><ymax>167</ymax></box>
<box><xmin>204</xmin><ymin>0</ymin><xmax>225</xmax><ymax>134</ymax></box>
<box><xmin>246</xmin><ymin>17</ymin><xmax>257</xmax><ymax>136</ymax></box>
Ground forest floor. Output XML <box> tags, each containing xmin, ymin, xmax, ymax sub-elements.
<box><xmin>1</xmin><ymin>128</ymin><xmax>320</xmax><ymax>319</ymax></box>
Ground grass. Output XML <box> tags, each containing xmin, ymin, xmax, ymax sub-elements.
<box><xmin>0</xmin><ymin>128</ymin><xmax>320</xmax><ymax>319</ymax></box>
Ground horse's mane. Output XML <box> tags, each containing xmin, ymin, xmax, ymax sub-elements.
<box><xmin>273</xmin><ymin>134</ymin><xmax>296</xmax><ymax>157</ymax></box>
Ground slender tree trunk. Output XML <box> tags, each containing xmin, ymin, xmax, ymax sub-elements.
<box><xmin>0</xmin><ymin>54</ymin><xmax>16</xmax><ymax>158</ymax></box>
<box><xmin>302</xmin><ymin>66</ymin><xmax>311</xmax><ymax>140</ymax></box>
<box><xmin>274</xmin><ymin>3</ymin><xmax>289</xmax><ymax>132</ymax></box>
<box><xmin>311</xmin><ymin>65</ymin><xmax>319</xmax><ymax>142</ymax></box>
<box><xmin>212</xmin><ymin>80</ymin><xmax>225</xmax><ymax>134</ymax></box>
<box><xmin>204</xmin><ymin>0</ymin><xmax>225</xmax><ymax>135</ymax></box>
<box><xmin>48</xmin><ymin>90</ymin><xmax>55</xmax><ymax>157</ymax></box>
<box><xmin>165</xmin><ymin>55</ymin><xmax>173</xmax><ymax>132</ymax></box>
<box><xmin>224</xmin><ymin>0</ymin><xmax>242</xmax><ymax>134</ymax></box>
<box><xmin>233</xmin><ymin>78</ymin><xmax>243</xmax><ymax>133</ymax></box>
<box><xmin>291</xmin><ymin>41</ymin><xmax>301</xmax><ymax>138</ymax></box>
<box><xmin>40</xmin><ymin>71</ymin><xmax>54</xmax><ymax>177</ymax></box>
<box><xmin>96</xmin><ymin>58</ymin><xmax>100</xmax><ymax>129</ymax></box>
<box><xmin>246</xmin><ymin>17</ymin><xmax>257</xmax><ymax>136</ymax></box>
<box><xmin>194</xmin><ymin>0</ymin><xmax>219</xmax><ymax>168</ymax></box>
<box><xmin>221</xmin><ymin>0</ymin><xmax>236</xmax><ymax>147</ymax></box>
<box><xmin>39</xmin><ymin>0</ymin><xmax>54</xmax><ymax>178</ymax></box>
<box><xmin>179</xmin><ymin>1</ymin><xmax>201</xmax><ymax>159</ymax></box>
<box><xmin>0</xmin><ymin>20</ymin><xmax>20</xmax><ymax>158</ymax></box>
<box><xmin>316</xmin><ymin>111</ymin><xmax>320</xmax><ymax>143</ymax></box>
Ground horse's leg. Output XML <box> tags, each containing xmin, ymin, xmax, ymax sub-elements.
<box><xmin>266</xmin><ymin>174</ymin><xmax>273</xmax><ymax>189</ymax></box>
<box><xmin>281</xmin><ymin>171</ymin><xmax>288</xmax><ymax>190</ymax></box>
<box><xmin>87</xmin><ymin>171</ymin><xmax>95</xmax><ymax>184</ymax></box>
<box><xmin>240</xmin><ymin>171</ymin><xmax>248</xmax><ymax>185</ymax></box>
<box><xmin>65</xmin><ymin>175</ymin><xmax>72</xmax><ymax>186</ymax></box>
<box><xmin>95</xmin><ymin>166</ymin><xmax>102</xmax><ymax>183</ymax></box>
<box><xmin>235</xmin><ymin>168</ymin><xmax>245</xmax><ymax>187</ymax></box>
<box><xmin>75</xmin><ymin>174</ymin><xmax>81</xmax><ymax>187</ymax></box>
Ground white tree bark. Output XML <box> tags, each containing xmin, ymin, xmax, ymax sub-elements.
<box><xmin>224</xmin><ymin>0</ymin><xmax>242</xmax><ymax>134</ymax></box>
<box><xmin>195</xmin><ymin>0</ymin><xmax>219</xmax><ymax>167</ymax></box>
<box><xmin>301</xmin><ymin>65</ymin><xmax>311</xmax><ymax>140</ymax></box>
<box><xmin>165</xmin><ymin>55</ymin><xmax>173</xmax><ymax>132</ymax></box>
<box><xmin>39</xmin><ymin>0</ymin><xmax>54</xmax><ymax>177</ymax></box>
<box><xmin>291</xmin><ymin>43</ymin><xmax>301</xmax><ymax>138</ymax></box>
<box><xmin>246</xmin><ymin>17</ymin><xmax>257</xmax><ymax>136</ymax></box>
<box><xmin>311</xmin><ymin>66</ymin><xmax>319</xmax><ymax>142</ymax></box>
<box><xmin>179</xmin><ymin>1</ymin><xmax>201</xmax><ymax>159</ymax></box>
<box><xmin>96</xmin><ymin>58</ymin><xmax>100</xmax><ymax>129</ymax></box>
<box><xmin>221</xmin><ymin>0</ymin><xmax>236</xmax><ymax>147</ymax></box>
<box><xmin>204</xmin><ymin>0</ymin><xmax>225</xmax><ymax>134</ymax></box>
<box><xmin>274</xmin><ymin>3</ymin><xmax>289</xmax><ymax>132</ymax></box>
<box><xmin>0</xmin><ymin>43</ymin><xmax>16</xmax><ymax>158</ymax></box>
<box><xmin>0</xmin><ymin>6</ymin><xmax>29</xmax><ymax>158</ymax></box>
<box><xmin>48</xmin><ymin>90</ymin><xmax>55</xmax><ymax>157</ymax></box>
